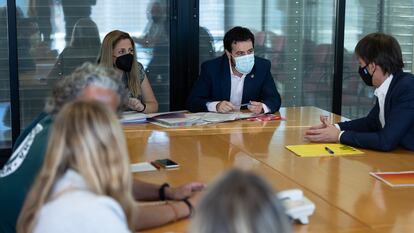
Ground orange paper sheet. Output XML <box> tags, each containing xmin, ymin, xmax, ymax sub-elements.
<box><xmin>370</xmin><ymin>171</ymin><xmax>414</xmax><ymax>187</ymax></box>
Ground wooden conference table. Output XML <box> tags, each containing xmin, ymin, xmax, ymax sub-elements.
<box><xmin>123</xmin><ymin>106</ymin><xmax>414</xmax><ymax>233</ymax></box>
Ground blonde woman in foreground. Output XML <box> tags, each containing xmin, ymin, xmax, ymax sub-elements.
<box><xmin>17</xmin><ymin>101</ymin><xmax>135</xmax><ymax>233</ymax></box>
<box><xmin>191</xmin><ymin>169</ymin><xmax>292</xmax><ymax>233</ymax></box>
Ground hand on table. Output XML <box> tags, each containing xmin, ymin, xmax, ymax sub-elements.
<box><xmin>165</xmin><ymin>182</ymin><xmax>206</xmax><ymax>200</ymax></box>
<box><xmin>216</xmin><ymin>101</ymin><xmax>236</xmax><ymax>113</ymax></box>
<box><xmin>128</xmin><ymin>98</ymin><xmax>145</xmax><ymax>112</ymax></box>
<box><xmin>305</xmin><ymin>122</ymin><xmax>340</xmax><ymax>142</ymax></box>
<box><xmin>247</xmin><ymin>101</ymin><xmax>264</xmax><ymax>114</ymax></box>
<box><xmin>308</xmin><ymin>115</ymin><xmax>330</xmax><ymax>130</ymax></box>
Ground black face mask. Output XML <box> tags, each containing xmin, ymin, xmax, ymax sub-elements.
<box><xmin>358</xmin><ymin>65</ymin><xmax>373</xmax><ymax>86</ymax></box>
<box><xmin>115</xmin><ymin>53</ymin><xmax>134</xmax><ymax>72</ymax></box>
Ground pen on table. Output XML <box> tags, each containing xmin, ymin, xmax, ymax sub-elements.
<box><xmin>324</xmin><ymin>146</ymin><xmax>335</xmax><ymax>154</ymax></box>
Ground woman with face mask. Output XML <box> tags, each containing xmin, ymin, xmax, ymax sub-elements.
<box><xmin>98</xmin><ymin>30</ymin><xmax>158</xmax><ymax>113</ymax></box>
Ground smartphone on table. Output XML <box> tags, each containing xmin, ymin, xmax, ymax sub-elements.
<box><xmin>154</xmin><ymin>159</ymin><xmax>179</xmax><ymax>169</ymax></box>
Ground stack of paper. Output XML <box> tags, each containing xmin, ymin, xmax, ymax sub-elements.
<box><xmin>150</xmin><ymin>115</ymin><xmax>205</xmax><ymax>127</ymax></box>
<box><xmin>147</xmin><ymin>111</ymin><xmax>204</xmax><ymax>127</ymax></box>
<box><xmin>146</xmin><ymin>110</ymin><xmax>187</xmax><ymax>119</ymax></box>
<box><xmin>198</xmin><ymin>112</ymin><xmax>256</xmax><ymax>123</ymax></box>
<box><xmin>121</xmin><ymin>111</ymin><xmax>146</xmax><ymax>124</ymax></box>
<box><xmin>148</xmin><ymin>112</ymin><xmax>259</xmax><ymax>128</ymax></box>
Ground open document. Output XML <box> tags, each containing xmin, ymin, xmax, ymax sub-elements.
<box><xmin>148</xmin><ymin>111</ymin><xmax>260</xmax><ymax>128</ymax></box>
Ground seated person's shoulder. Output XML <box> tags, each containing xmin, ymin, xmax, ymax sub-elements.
<box><xmin>44</xmin><ymin>191</ymin><xmax>125</xmax><ymax>219</ymax></box>
<box><xmin>201</xmin><ymin>56</ymin><xmax>222</xmax><ymax>69</ymax></box>
<box><xmin>396</xmin><ymin>72</ymin><xmax>414</xmax><ymax>90</ymax></box>
<box><xmin>35</xmin><ymin>191</ymin><xmax>129</xmax><ymax>233</ymax></box>
<box><xmin>401</xmin><ymin>72</ymin><xmax>414</xmax><ymax>83</ymax></box>
<box><xmin>254</xmin><ymin>56</ymin><xmax>271</xmax><ymax>67</ymax></box>
<box><xmin>2</xmin><ymin>114</ymin><xmax>52</xmax><ymax>177</ymax></box>
<box><xmin>13</xmin><ymin>112</ymin><xmax>49</xmax><ymax>151</ymax></box>
<box><xmin>136</xmin><ymin>61</ymin><xmax>144</xmax><ymax>70</ymax></box>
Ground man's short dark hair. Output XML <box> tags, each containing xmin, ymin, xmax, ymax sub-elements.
<box><xmin>355</xmin><ymin>32</ymin><xmax>404</xmax><ymax>74</ymax></box>
<box><xmin>223</xmin><ymin>26</ymin><xmax>255</xmax><ymax>53</ymax></box>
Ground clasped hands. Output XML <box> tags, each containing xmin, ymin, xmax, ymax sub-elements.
<box><xmin>304</xmin><ymin>115</ymin><xmax>341</xmax><ymax>142</ymax></box>
<box><xmin>216</xmin><ymin>101</ymin><xmax>263</xmax><ymax>114</ymax></box>
<box><xmin>128</xmin><ymin>98</ymin><xmax>145</xmax><ymax>112</ymax></box>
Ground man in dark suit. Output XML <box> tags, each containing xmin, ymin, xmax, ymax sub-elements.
<box><xmin>187</xmin><ymin>26</ymin><xmax>281</xmax><ymax>114</ymax></box>
<box><xmin>305</xmin><ymin>33</ymin><xmax>414</xmax><ymax>151</ymax></box>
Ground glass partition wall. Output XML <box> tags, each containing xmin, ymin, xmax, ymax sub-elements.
<box><xmin>1</xmin><ymin>0</ymin><xmax>414</xmax><ymax>158</ymax></box>
<box><xmin>15</xmin><ymin>0</ymin><xmax>171</xmax><ymax>135</ymax></box>
<box><xmin>0</xmin><ymin>3</ymin><xmax>10</xmax><ymax>149</ymax></box>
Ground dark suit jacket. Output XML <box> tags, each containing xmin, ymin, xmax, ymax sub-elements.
<box><xmin>339</xmin><ymin>71</ymin><xmax>414</xmax><ymax>151</ymax></box>
<box><xmin>186</xmin><ymin>55</ymin><xmax>281</xmax><ymax>113</ymax></box>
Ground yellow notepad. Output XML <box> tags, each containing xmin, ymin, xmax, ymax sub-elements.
<box><xmin>285</xmin><ymin>144</ymin><xmax>364</xmax><ymax>157</ymax></box>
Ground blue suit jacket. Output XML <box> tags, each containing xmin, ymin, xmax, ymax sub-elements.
<box><xmin>339</xmin><ymin>71</ymin><xmax>414</xmax><ymax>151</ymax></box>
<box><xmin>186</xmin><ymin>55</ymin><xmax>281</xmax><ymax>113</ymax></box>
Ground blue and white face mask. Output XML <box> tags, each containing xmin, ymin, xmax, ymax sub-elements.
<box><xmin>234</xmin><ymin>53</ymin><xmax>255</xmax><ymax>74</ymax></box>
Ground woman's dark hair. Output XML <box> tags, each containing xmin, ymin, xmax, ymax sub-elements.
<box><xmin>223</xmin><ymin>26</ymin><xmax>255</xmax><ymax>53</ymax></box>
<box><xmin>355</xmin><ymin>32</ymin><xmax>404</xmax><ymax>74</ymax></box>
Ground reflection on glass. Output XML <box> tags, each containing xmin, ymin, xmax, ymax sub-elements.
<box><xmin>199</xmin><ymin>26</ymin><xmax>215</xmax><ymax>68</ymax></box>
<box><xmin>199</xmin><ymin>0</ymin><xmax>336</xmax><ymax>111</ymax></box>
<box><xmin>47</xmin><ymin>18</ymin><xmax>101</xmax><ymax>83</ymax></box>
<box><xmin>135</xmin><ymin>0</ymin><xmax>170</xmax><ymax>112</ymax></box>
<box><xmin>61</xmin><ymin>0</ymin><xmax>96</xmax><ymax>43</ymax></box>
<box><xmin>342</xmin><ymin>0</ymin><xmax>378</xmax><ymax>119</ymax></box>
<box><xmin>15</xmin><ymin>0</ymin><xmax>171</xmax><ymax>133</ymax></box>
<box><xmin>0</xmin><ymin>6</ymin><xmax>11</xmax><ymax>148</ymax></box>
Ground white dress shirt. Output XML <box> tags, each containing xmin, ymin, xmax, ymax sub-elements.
<box><xmin>337</xmin><ymin>74</ymin><xmax>394</xmax><ymax>140</ymax></box>
<box><xmin>206</xmin><ymin>61</ymin><xmax>270</xmax><ymax>112</ymax></box>
<box><xmin>374</xmin><ymin>74</ymin><xmax>393</xmax><ymax>128</ymax></box>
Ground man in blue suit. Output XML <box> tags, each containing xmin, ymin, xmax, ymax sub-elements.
<box><xmin>305</xmin><ymin>33</ymin><xmax>414</xmax><ymax>151</ymax></box>
<box><xmin>187</xmin><ymin>26</ymin><xmax>281</xmax><ymax>114</ymax></box>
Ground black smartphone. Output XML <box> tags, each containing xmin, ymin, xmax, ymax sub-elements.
<box><xmin>154</xmin><ymin>159</ymin><xmax>179</xmax><ymax>168</ymax></box>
